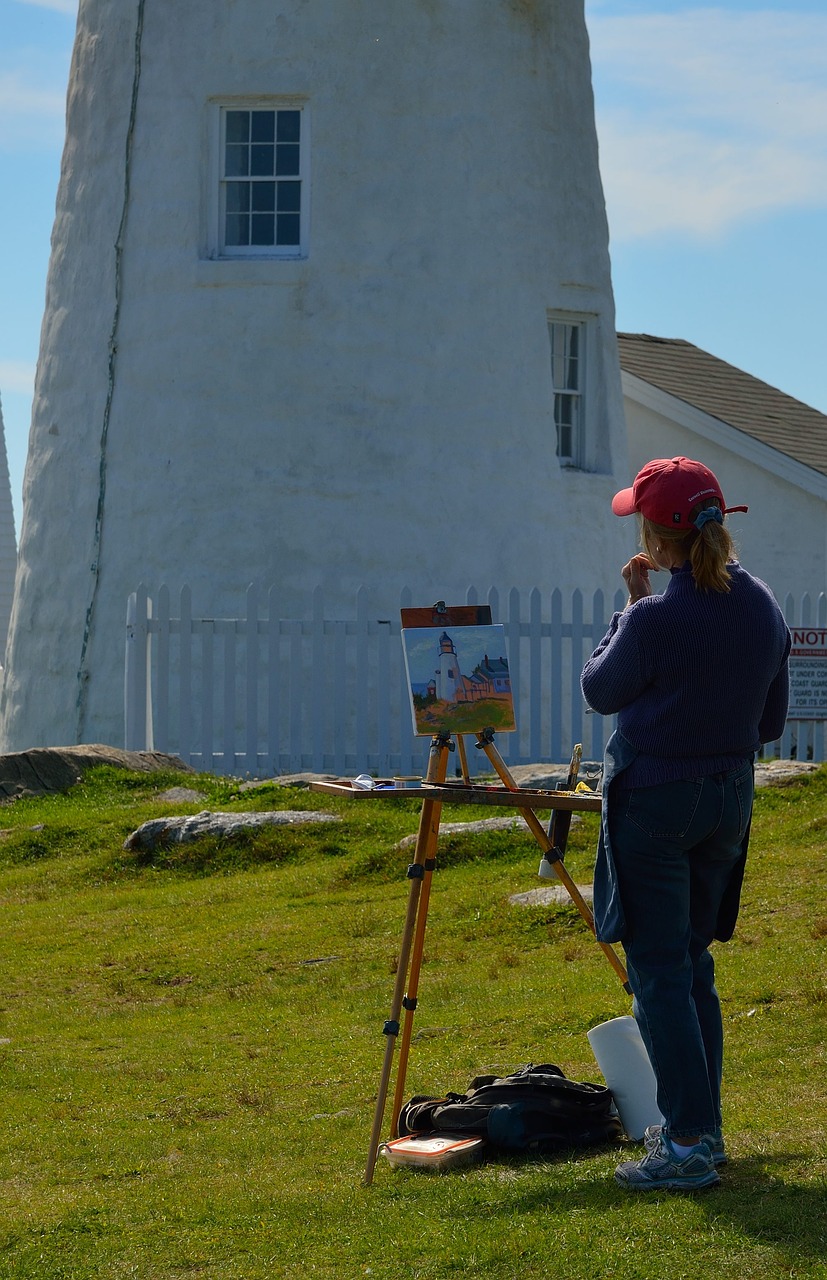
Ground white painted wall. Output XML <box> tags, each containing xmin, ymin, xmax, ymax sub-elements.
<box><xmin>622</xmin><ymin>376</ymin><xmax>827</xmax><ymax>605</ymax></box>
<box><xmin>0</xmin><ymin>395</ymin><xmax>17</xmax><ymax>661</ymax></box>
<box><xmin>1</xmin><ymin>0</ymin><xmax>628</xmax><ymax>750</ymax></box>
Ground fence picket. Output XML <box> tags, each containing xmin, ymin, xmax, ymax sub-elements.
<box><xmin>202</xmin><ymin>619</ymin><xmax>216</xmax><ymax>773</ymax></box>
<box><xmin>289</xmin><ymin>619</ymin><xmax>303</xmax><ymax>769</ymax></box>
<box><xmin>528</xmin><ymin>587</ymin><xmax>542</xmax><ymax>765</ymax></box>
<box><xmin>179</xmin><ymin>586</ymin><xmax>192</xmax><ymax>763</ymax></box>
<box><xmin>550</xmin><ymin>588</ymin><xmax>563</xmax><ymax>763</ymax></box>
<box><xmin>245</xmin><ymin>584</ymin><xmax>259</xmax><ymax>774</ymax></box>
<box><xmin>156</xmin><ymin>585</ymin><xmax>170</xmax><ymax>750</ymax></box>
<box><xmin>222</xmin><ymin>621</ymin><xmax>236</xmax><ymax>774</ymax></box>
<box><xmin>312</xmin><ymin>588</ymin><xmax>326</xmax><ymax>771</ymax></box>
<box><xmin>376</xmin><ymin>617</ymin><xmax>392</xmax><ymax>775</ymax></box>
<box><xmin>355</xmin><ymin>587</ymin><xmax>370</xmax><ymax>770</ymax></box>
<box><xmin>570</xmin><ymin>589</ymin><xmax>585</xmax><ymax>751</ymax></box>
<box><xmin>267</xmin><ymin>587</ymin><xmax>280</xmax><ymax>772</ymax></box>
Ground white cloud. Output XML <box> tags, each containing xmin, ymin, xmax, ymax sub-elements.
<box><xmin>588</xmin><ymin>8</ymin><xmax>827</xmax><ymax>240</ymax></box>
<box><xmin>0</xmin><ymin>361</ymin><xmax>36</xmax><ymax>397</ymax></box>
<box><xmin>0</xmin><ymin>70</ymin><xmax>67</xmax><ymax>149</ymax></box>
<box><xmin>14</xmin><ymin>0</ymin><xmax>77</xmax><ymax>14</ymax></box>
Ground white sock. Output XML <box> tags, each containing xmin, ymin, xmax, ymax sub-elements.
<box><xmin>670</xmin><ymin>1140</ymin><xmax>699</xmax><ymax>1159</ymax></box>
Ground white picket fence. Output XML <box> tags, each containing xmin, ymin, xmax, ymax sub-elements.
<box><xmin>124</xmin><ymin>584</ymin><xmax>827</xmax><ymax>777</ymax></box>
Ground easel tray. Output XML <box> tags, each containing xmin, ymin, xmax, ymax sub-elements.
<box><xmin>310</xmin><ymin>779</ymin><xmax>601</xmax><ymax>812</ymax></box>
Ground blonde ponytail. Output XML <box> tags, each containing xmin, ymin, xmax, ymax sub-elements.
<box><xmin>640</xmin><ymin>502</ymin><xmax>735</xmax><ymax>593</ymax></box>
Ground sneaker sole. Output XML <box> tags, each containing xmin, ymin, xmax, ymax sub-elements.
<box><xmin>615</xmin><ymin>1168</ymin><xmax>721</xmax><ymax>1192</ymax></box>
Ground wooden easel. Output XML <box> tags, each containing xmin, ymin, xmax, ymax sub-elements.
<box><xmin>358</xmin><ymin>730</ymin><xmax>630</xmax><ymax>1186</ymax></box>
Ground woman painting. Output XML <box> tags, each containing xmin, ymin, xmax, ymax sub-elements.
<box><xmin>581</xmin><ymin>456</ymin><xmax>791</xmax><ymax>1191</ymax></box>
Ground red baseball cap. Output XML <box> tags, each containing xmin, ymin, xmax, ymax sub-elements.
<box><xmin>611</xmin><ymin>456</ymin><xmax>748</xmax><ymax>529</ymax></box>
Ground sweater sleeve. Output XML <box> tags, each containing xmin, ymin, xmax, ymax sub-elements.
<box><xmin>758</xmin><ymin>632</ymin><xmax>792</xmax><ymax>744</ymax></box>
<box><xmin>581</xmin><ymin>608</ymin><xmax>648</xmax><ymax>715</ymax></box>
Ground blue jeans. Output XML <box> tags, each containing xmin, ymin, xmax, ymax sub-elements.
<box><xmin>608</xmin><ymin>762</ymin><xmax>754</xmax><ymax>1140</ymax></box>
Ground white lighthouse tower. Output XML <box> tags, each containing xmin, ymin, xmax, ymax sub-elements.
<box><xmin>1</xmin><ymin>0</ymin><xmax>628</xmax><ymax>750</ymax></box>
<box><xmin>0</xmin><ymin>394</ymin><xmax>17</xmax><ymax>660</ymax></box>
<box><xmin>435</xmin><ymin>632</ymin><xmax>463</xmax><ymax>705</ymax></box>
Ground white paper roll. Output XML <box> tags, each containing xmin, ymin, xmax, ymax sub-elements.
<box><xmin>587</xmin><ymin>1015</ymin><xmax>663</xmax><ymax>1140</ymax></box>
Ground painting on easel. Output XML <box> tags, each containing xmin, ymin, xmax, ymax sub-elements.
<box><xmin>401</xmin><ymin>622</ymin><xmax>516</xmax><ymax>736</ymax></box>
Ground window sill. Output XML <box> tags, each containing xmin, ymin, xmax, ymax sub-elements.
<box><xmin>195</xmin><ymin>256</ymin><xmax>308</xmax><ymax>287</ymax></box>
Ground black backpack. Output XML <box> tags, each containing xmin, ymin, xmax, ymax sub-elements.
<box><xmin>397</xmin><ymin>1063</ymin><xmax>622</xmax><ymax>1154</ymax></box>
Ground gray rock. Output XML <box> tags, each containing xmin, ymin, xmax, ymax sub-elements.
<box><xmin>510</xmin><ymin>883</ymin><xmax>594</xmax><ymax>907</ymax></box>
<box><xmin>0</xmin><ymin>744</ymin><xmax>193</xmax><ymax>802</ymax></box>
<box><xmin>156</xmin><ymin>787</ymin><xmax>208</xmax><ymax>804</ymax></box>
<box><xmin>124</xmin><ymin>808</ymin><xmax>339</xmax><ymax>852</ymax></box>
<box><xmin>395</xmin><ymin>812</ymin><xmax>582</xmax><ymax>849</ymax></box>
<box><xmin>238</xmin><ymin>772</ymin><xmax>341</xmax><ymax>791</ymax></box>
<box><xmin>504</xmin><ymin>763</ymin><xmax>603</xmax><ymax>791</ymax></box>
<box><xmin>754</xmin><ymin>759</ymin><xmax>820</xmax><ymax>787</ymax></box>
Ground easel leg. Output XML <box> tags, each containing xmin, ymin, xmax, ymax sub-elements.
<box><xmin>362</xmin><ymin>734</ymin><xmax>451</xmax><ymax>1186</ymax></box>
<box><xmin>389</xmin><ymin>811</ymin><xmax>440</xmax><ymax>1137</ymax></box>
<box><xmin>456</xmin><ymin>734</ymin><xmax>471</xmax><ymax>784</ymax></box>
<box><xmin>476</xmin><ymin>733</ymin><xmax>630</xmax><ymax>993</ymax></box>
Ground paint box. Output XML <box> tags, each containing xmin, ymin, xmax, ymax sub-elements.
<box><xmin>381</xmin><ymin>1134</ymin><xmax>484</xmax><ymax>1170</ymax></box>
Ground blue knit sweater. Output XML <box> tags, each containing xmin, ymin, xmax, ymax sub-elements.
<box><xmin>581</xmin><ymin>563</ymin><xmax>791</xmax><ymax>789</ymax></box>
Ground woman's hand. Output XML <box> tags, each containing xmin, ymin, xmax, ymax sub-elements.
<box><xmin>622</xmin><ymin>554</ymin><xmax>657</xmax><ymax>605</ymax></box>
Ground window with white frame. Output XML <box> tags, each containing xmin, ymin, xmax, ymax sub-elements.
<box><xmin>217</xmin><ymin>103</ymin><xmax>307</xmax><ymax>257</ymax></box>
<box><xmin>548</xmin><ymin>315</ymin><xmax>586</xmax><ymax>467</ymax></box>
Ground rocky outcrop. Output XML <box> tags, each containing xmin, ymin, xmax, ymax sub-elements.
<box><xmin>0</xmin><ymin>744</ymin><xmax>192</xmax><ymax>801</ymax></box>
<box><xmin>124</xmin><ymin>808</ymin><xmax>339</xmax><ymax>852</ymax></box>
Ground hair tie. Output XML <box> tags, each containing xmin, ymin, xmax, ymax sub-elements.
<box><xmin>694</xmin><ymin>507</ymin><xmax>724</xmax><ymax>531</ymax></box>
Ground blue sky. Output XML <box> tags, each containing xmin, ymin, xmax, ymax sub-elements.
<box><xmin>1</xmin><ymin>0</ymin><xmax>826</xmax><ymax>534</ymax></box>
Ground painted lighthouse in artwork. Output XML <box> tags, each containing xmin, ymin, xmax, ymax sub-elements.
<box><xmin>436</xmin><ymin>632</ymin><xmax>463</xmax><ymax>705</ymax></box>
<box><xmin>0</xmin><ymin>0</ymin><xmax>628</xmax><ymax>751</ymax></box>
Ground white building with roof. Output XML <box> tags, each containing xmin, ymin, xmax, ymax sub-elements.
<box><xmin>618</xmin><ymin>333</ymin><xmax>827</xmax><ymax>606</ymax></box>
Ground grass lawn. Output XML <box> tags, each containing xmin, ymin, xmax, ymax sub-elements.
<box><xmin>0</xmin><ymin>762</ymin><xmax>824</xmax><ymax>1279</ymax></box>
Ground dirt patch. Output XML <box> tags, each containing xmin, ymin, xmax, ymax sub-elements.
<box><xmin>0</xmin><ymin>744</ymin><xmax>193</xmax><ymax>802</ymax></box>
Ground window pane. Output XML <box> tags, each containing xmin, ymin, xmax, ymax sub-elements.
<box><xmin>251</xmin><ymin>214</ymin><xmax>276</xmax><ymax>245</ymax></box>
<box><xmin>277</xmin><ymin>110</ymin><xmax>301</xmax><ymax>143</ymax></box>
<box><xmin>225</xmin><ymin>213</ymin><xmax>249</xmax><ymax>246</ymax></box>
<box><xmin>225</xmin><ymin>182</ymin><xmax>250</xmax><ymax>214</ymax></box>
<box><xmin>555</xmin><ymin>393</ymin><xmax>579</xmax><ymax>459</ymax></box>
<box><xmin>277</xmin><ymin>181</ymin><xmax>301</xmax><ymax>213</ymax></box>
<box><xmin>225</xmin><ymin>111</ymin><xmax>250</xmax><ymax>144</ymax></box>
<box><xmin>251</xmin><ymin>111</ymin><xmax>275</xmax><ymax>143</ymax></box>
<box><xmin>251</xmin><ymin>144</ymin><xmax>275</xmax><ymax>176</ymax></box>
<box><xmin>276</xmin><ymin>144</ymin><xmax>300</xmax><ymax>176</ymax></box>
<box><xmin>252</xmin><ymin>181</ymin><xmax>276</xmax><ymax>212</ymax></box>
<box><xmin>225</xmin><ymin>144</ymin><xmax>249</xmax><ymax>178</ymax></box>
<box><xmin>563</xmin><ymin>326</ymin><xmax>579</xmax><ymax>391</ymax></box>
<box><xmin>550</xmin><ymin>323</ymin><xmax>580</xmax><ymax>392</ymax></box>
<box><xmin>276</xmin><ymin>213</ymin><xmax>301</xmax><ymax>245</ymax></box>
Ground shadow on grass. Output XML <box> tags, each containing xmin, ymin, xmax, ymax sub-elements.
<box><xmin>705</xmin><ymin>1154</ymin><xmax>827</xmax><ymax>1267</ymax></box>
<box><xmin>473</xmin><ymin>1150</ymin><xmax>827</xmax><ymax>1271</ymax></box>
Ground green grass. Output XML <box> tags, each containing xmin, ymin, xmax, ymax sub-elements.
<box><xmin>0</xmin><ymin>763</ymin><xmax>824</xmax><ymax>1278</ymax></box>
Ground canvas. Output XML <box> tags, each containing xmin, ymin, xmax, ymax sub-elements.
<box><xmin>402</xmin><ymin>624</ymin><xmax>516</xmax><ymax>737</ymax></box>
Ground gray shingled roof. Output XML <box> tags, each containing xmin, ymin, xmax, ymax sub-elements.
<box><xmin>617</xmin><ymin>333</ymin><xmax>827</xmax><ymax>479</ymax></box>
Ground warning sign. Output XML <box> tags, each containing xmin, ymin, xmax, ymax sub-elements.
<box><xmin>788</xmin><ymin>628</ymin><xmax>827</xmax><ymax>720</ymax></box>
